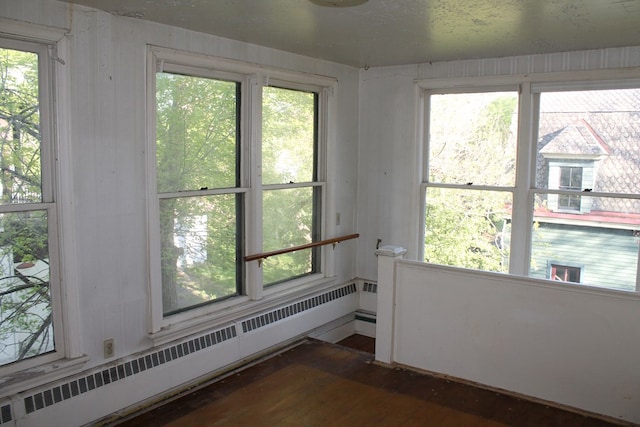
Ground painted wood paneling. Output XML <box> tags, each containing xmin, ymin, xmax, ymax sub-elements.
<box><xmin>392</xmin><ymin>260</ymin><xmax>640</xmax><ymax>423</ymax></box>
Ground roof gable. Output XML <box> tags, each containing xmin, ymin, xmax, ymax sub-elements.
<box><xmin>539</xmin><ymin>119</ymin><xmax>609</xmax><ymax>158</ymax></box>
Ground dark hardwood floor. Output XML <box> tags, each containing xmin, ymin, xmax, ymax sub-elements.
<box><xmin>113</xmin><ymin>336</ymin><xmax>628</xmax><ymax>427</ymax></box>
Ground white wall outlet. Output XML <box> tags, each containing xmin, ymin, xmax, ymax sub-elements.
<box><xmin>104</xmin><ymin>338</ymin><xmax>115</xmax><ymax>358</ymax></box>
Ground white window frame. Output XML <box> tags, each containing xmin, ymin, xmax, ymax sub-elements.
<box><xmin>146</xmin><ymin>46</ymin><xmax>337</xmax><ymax>337</ymax></box>
<box><xmin>0</xmin><ymin>21</ymin><xmax>84</xmax><ymax>386</ymax></box>
<box><xmin>417</xmin><ymin>69</ymin><xmax>640</xmax><ymax>293</ymax></box>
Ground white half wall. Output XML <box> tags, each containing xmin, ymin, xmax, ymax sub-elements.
<box><xmin>391</xmin><ymin>260</ymin><xmax>640</xmax><ymax>424</ymax></box>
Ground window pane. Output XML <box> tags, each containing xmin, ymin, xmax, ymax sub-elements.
<box><xmin>428</xmin><ymin>92</ymin><xmax>518</xmax><ymax>186</ymax></box>
<box><xmin>531</xmin><ymin>194</ymin><xmax>639</xmax><ymax>291</ymax></box>
<box><xmin>156</xmin><ymin>73</ymin><xmax>239</xmax><ymax>193</ymax></box>
<box><xmin>0</xmin><ymin>211</ymin><xmax>53</xmax><ymax>366</ymax></box>
<box><xmin>262</xmin><ymin>250</ymin><xmax>314</xmax><ymax>286</ymax></box>
<box><xmin>262</xmin><ymin>87</ymin><xmax>316</xmax><ymax>185</ymax></box>
<box><xmin>424</xmin><ymin>188</ymin><xmax>511</xmax><ymax>273</ymax></box>
<box><xmin>263</xmin><ymin>187</ymin><xmax>318</xmax><ymax>285</ymax></box>
<box><xmin>160</xmin><ymin>195</ymin><xmax>240</xmax><ymax>315</ymax></box>
<box><xmin>0</xmin><ymin>48</ymin><xmax>42</xmax><ymax>204</ymax></box>
<box><xmin>536</xmin><ymin>88</ymin><xmax>640</xmax><ymax>193</ymax></box>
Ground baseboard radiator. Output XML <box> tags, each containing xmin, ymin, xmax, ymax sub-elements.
<box><xmin>1</xmin><ymin>283</ymin><xmax>358</xmax><ymax>426</ymax></box>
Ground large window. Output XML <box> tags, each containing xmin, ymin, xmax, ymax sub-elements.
<box><xmin>0</xmin><ymin>39</ymin><xmax>62</xmax><ymax>370</ymax></box>
<box><xmin>149</xmin><ymin>48</ymin><xmax>330</xmax><ymax>328</ymax></box>
<box><xmin>421</xmin><ymin>78</ymin><xmax>640</xmax><ymax>293</ymax></box>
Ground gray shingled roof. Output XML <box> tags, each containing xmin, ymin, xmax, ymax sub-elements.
<box><xmin>536</xmin><ymin>89</ymin><xmax>640</xmax><ymax>214</ymax></box>
<box><xmin>539</xmin><ymin>119</ymin><xmax>609</xmax><ymax>157</ymax></box>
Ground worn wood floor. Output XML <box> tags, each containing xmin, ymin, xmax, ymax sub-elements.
<box><xmin>114</xmin><ymin>335</ymin><xmax>626</xmax><ymax>427</ymax></box>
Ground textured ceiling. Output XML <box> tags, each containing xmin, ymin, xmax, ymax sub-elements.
<box><xmin>57</xmin><ymin>0</ymin><xmax>640</xmax><ymax>68</ymax></box>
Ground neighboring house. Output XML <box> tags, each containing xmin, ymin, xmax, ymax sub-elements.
<box><xmin>530</xmin><ymin>89</ymin><xmax>640</xmax><ymax>291</ymax></box>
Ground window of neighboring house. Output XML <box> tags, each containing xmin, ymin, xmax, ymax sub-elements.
<box><xmin>420</xmin><ymin>78</ymin><xmax>640</xmax><ymax>293</ymax></box>
<box><xmin>550</xmin><ymin>264</ymin><xmax>581</xmax><ymax>283</ymax></box>
<box><xmin>558</xmin><ymin>166</ymin><xmax>582</xmax><ymax>211</ymax></box>
<box><xmin>148</xmin><ymin>48</ymin><xmax>331</xmax><ymax>331</ymax></box>
<box><xmin>0</xmin><ymin>39</ymin><xmax>63</xmax><ymax>370</ymax></box>
<box><xmin>422</xmin><ymin>90</ymin><xmax>518</xmax><ymax>273</ymax></box>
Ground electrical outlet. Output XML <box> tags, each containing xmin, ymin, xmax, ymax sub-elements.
<box><xmin>104</xmin><ymin>338</ymin><xmax>114</xmax><ymax>358</ymax></box>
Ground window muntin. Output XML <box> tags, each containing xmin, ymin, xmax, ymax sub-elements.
<box><xmin>155</xmin><ymin>70</ymin><xmax>242</xmax><ymax>315</ymax></box>
<box><xmin>261</xmin><ymin>87</ymin><xmax>320</xmax><ymax>286</ymax></box>
<box><xmin>423</xmin><ymin>90</ymin><xmax>518</xmax><ymax>273</ymax></box>
<box><xmin>0</xmin><ymin>41</ymin><xmax>59</xmax><ymax>368</ymax></box>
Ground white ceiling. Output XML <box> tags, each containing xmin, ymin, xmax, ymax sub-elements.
<box><xmin>58</xmin><ymin>0</ymin><xmax>640</xmax><ymax>68</ymax></box>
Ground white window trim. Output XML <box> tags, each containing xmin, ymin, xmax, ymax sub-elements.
<box><xmin>0</xmin><ymin>24</ymin><xmax>85</xmax><ymax>382</ymax></box>
<box><xmin>146</xmin><ymin>46</ymin><xmax>338</xmax><ymax>336</ymax></box>
<box><xmin>417</xmin><ymin>68</ymin><xmax>640</xmax><ymax>293</ymax></box>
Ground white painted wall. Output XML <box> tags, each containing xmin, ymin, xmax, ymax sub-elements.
<box><xmin>0</xmin><ymin>0</ymin><xmax>360</xmax><ymax>425</ymax></box>
<box><xmin>389</xmin><ymin>260</ymin><xmax>640</xmax><ymax>423</ymax></box>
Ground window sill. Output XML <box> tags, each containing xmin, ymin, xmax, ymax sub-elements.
<box><xmin>0</xmin><ymin>355</ymin><xmax>89</xmax><ymax>397</ymax></box>
<box><xmin>149</xmin><ymin>275</ymin><xmax>339</xmax><ymax>346</ymax></box>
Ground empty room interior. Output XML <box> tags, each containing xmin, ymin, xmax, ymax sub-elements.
<box><xmin>1</xmin><ymin>0</ymin><xmax>640</xmax><ymax>425</ymax></box>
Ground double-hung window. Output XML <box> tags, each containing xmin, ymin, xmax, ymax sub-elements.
<box><xmin>148</xmin><ymin>48</ymin><xmax>331</xmax><ymax>332</ymax></box>
<box><xmin>0</xmin><ymin>37</ymin><xmax>63</xmax><ymax>371</ymax></box>
<box><xmin>420</xmin><ymin>74</ymin><xmax>640</xmax><ymax>293</ymax></box>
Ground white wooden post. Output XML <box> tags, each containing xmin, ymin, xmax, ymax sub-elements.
<box><xmin>374</xmin><ymin>245</ymin><xmax>406</xmax><ymax>364</ymax></box>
